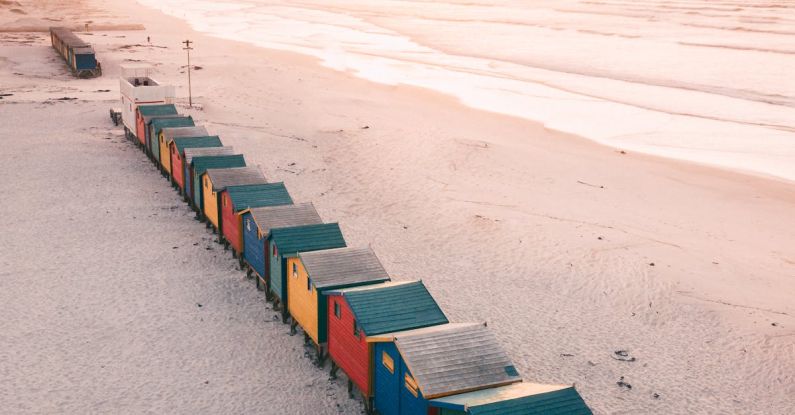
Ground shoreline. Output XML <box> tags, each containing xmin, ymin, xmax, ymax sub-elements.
<box><xmin>1</xmin><ymin>0</ymin><xmax>794</xmax><ymax>413</ymax></box>
<box><xmin>135</xmin><ymin>0</ymin><xmax>795</xmax><ymax>183</ymax></box>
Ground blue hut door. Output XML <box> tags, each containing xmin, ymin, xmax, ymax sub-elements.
<box><xmin>375</xmin><ymin>344</ymin><xmax>401</xmax><ymax>415</ymax></box>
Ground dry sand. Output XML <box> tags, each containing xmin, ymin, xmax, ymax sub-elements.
<box><xmin>1</xmin><ymin>0</ymin><xmax>794</xmax><ymax>414</ymax></box>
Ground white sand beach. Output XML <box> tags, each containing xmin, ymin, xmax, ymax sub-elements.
<box><xmin>1</xmin><ymin>0</ymin><xmax>793</xmax><ymax>414</ymax></box>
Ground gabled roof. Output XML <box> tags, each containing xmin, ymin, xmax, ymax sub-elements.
<box><xmin>138</xmin><ymin>104</ymin><xmax>177</xmax><ymax>117</ymax></box>
<box><xmin>204</xmin><ymin>167</ymin><xmax>266</xmax><ymax>191</ymax></box>
<box><xmin>191</xmin><ymin>154</ymin><xmax>246</xmax><ymax>176</ymax></box>
<box><xmin>184</xmin><ymin>146</ymin><xmax>235</xmax><ymax>165</ymax></box>
<box><xmin>226</xmin><ymin>182</ymin><xmax>293</xmax><ymax>211</ymax></box>
<box><xmin>329</xmin><ymin>280</ymin><xmax>447</xmax><ymax>336</ymax></box>
<box><xmin>430</xmin><ymin>383</ymin><xmax>592</xmax><ymax>415</ymax></box>
<box><xmin>270</xmin><ymin>223</ymin><xmax>346</xmax><ymax>256</ymax></box>
<box><xmin>389</xmin><ymin>323</ymin><xmax>522</xmax><ymax>399</ymax></box>
<box><xmin>163</xmin><ymin>126</ymin><xmax>208</xmax><ymax>141</ymax></box>
<box><xmin>142</xmin><ymin>113</ymin><xmax>182</xmax><ymax>124</ymax></box>
<box><xmin>150</xmin><ymin>116</ymin><xmax>194</xmax><ymax>136</ymax></box>
<box><xmin>173</xmin><ymin>136</ymin><xmax>222</xmax><ymax>153</ymax></box>
<box><xmin>298</xmin><ymin>247</ymin><xmax>390</xmax><ymax>290</ymax></box>
<box><xmin>247</xmin><ymin>203</ymin><xmax>322</xmax><ymax>236</ymax></box>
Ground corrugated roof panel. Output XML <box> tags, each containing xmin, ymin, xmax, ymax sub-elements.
<box><xmin>270</xmin><ymin>223</ymin><xmax>346</xmax><ymax>256</ymax></box>
<box><xmin>226</xmin><ymin>182</ymin><xmax>293</xmax><ymax>211</ymax></box>
<box><xmin>298</xmin><ymin>247</ymin><xmax>390</xmax><ymax>290</ymax></box>
<box><xmin>205</xmin><ymin>167</ymin><xmax>267</xmax><ymax>191</ymax></box>
<box><xmin>173</xmin><ymin>136</ymin><xmax>223</xmax><ymax>153</ymax></box>
<box><xmin>138</xmin><ymin>104</ymin><xmax>178</xmax><ymax>117</ymax></box>
<box><xmin>249</xmin><ymin>203</ymin><xmax>322</xmax><ymax>236</ymax></box>
<box><xmin>191</xmin><ymin>154</ymin><xmax>246</xmax><ymax>176</ymax></box>
<box><xmin>336</xmin><ymin>281</ymin><xmax>448</xmax><ymax>335</ymax></box>
<box><xmin>163</xmin><ymin>126</ymin><xmax>209</xmax><ymax>141</ymax></box>
<box><xmin>467</xmin><ymin>386</ymin><xmax>592</xmax><ymax>415</ymax></box>
<box><xmin>395</xmin><ymin>323</ymin><xmax>521</xmax><ymax>399</ymax></box>
<box><xmin>150</xmin><ymin>116</ymin><xmax>194</xmax><ymax>137</ymax></box>
<box><xmin>184</xmin><ymin>146</ymin><xmax>235</xmax><ymax>164</ymax></box>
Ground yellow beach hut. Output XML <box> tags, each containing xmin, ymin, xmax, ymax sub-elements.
<box><xmin>201</xmin><ymin>167</ymin><xmax>266</xmax><ymax>231</ymax></box>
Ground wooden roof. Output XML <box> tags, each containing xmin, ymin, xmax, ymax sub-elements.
<box><xmin>391</xmin><ymin>323</ymin><xmax>522</xmax><ymax>399</ymax></box>
<box><xmin>298</xmin><ymin>247</ymin><xmax>390</xmax><ymax>290</ymax></box>
<box><xmin>204</xmin><ymin>167</ymin><xmax>266</xmax><ymax>191</ymax></box>
<box><xmin>247</xmin><ymin>202</ymin><xmax>322</xmax><ymax>236</ymax></box>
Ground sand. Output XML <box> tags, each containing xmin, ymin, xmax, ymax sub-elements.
<box><xmin>1</xmin><ymin>0</ymin><xmax>793</xmax><ymax>414</ymax></box>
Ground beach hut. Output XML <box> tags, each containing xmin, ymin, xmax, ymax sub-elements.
<box><xmin>268</xmin><ymin>223</ymin><xmax>347</xmax><ymax>321</ymax></box>
<box><xmin>159</xmin><ymin>126</ymin><xmax>209</xmax><ymax>175</ymax></box>
<box><xmin>429</xmin><ymin>382</ymin><xmax>592</xmax><ymax>415</ymax></box>
<box><xmin>189</xmin><ymin>154</ymin><xmax>246</xmax><ymax>212</ymax></box>
<box><xmin>219</xmin><ymin>182</ymin><xmax>293</xmax><ymax>257</ymax></box>
<box><xmin>148</xmin><ymin>116</ymin><xmax>194</xmax><ymax>164</ymax></box>
<box><xmin>241</xmin><ymin>203</ymin><xmax>322</xmax><ymax>293</ymax></box>
<box><xmin>135</xmin><ymin>104</ymin><xmax>177</xmax><ymax>147</ymax></box>
<box><xmin>201</xmin><ymin>167</ymin><xmax>267</xmax><ymax>230</ymax></box>
<box><xmin>182</xmin><ymin>147</ymin><xmax>235</xmax><ymax>199</ymax></box>
<box><xmin>288</xmin><ymin>247</ymin><xmax>391</xmax><ymax>364</ymax></box>
<box><xmin>119</xmin><ymin>64</ymin><xmax>175</xmax><ymax>140</ymax></box>
<box><xmin>169</xmin><ymin>135</ymin><xmax>221</xmax><ymax>187</ymax></box>
<box><xmin>371</xmin><ymin>323</ymin><xmax>522</xmax><ymax>415</ymax></box>
<box><xmin>324</xmin><ymin>280</ymin><xmax>448</xmax><ymax>408</ymax></box>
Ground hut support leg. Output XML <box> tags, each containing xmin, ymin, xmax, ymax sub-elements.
<box><xmin>281</xmin><ymin>309</ymin><xmax>288</xmax><ymax>324</ymax></box>
<box><xmin>238</xmin><ymin>256</ymin><xmax>244</xmax><ymax>269</ymax></box>
<box><xmin>265</xmin><ymin>286</ymin><xmax>273</xmax><ymax>301</ymax></box>
<box><xmin>365</xmin><ymin>397</ymin><xmax>374</xmax><ymax>415</ymax></box>
<box><xmin>290</xmin><ymin>320</ymin><xmax>298</xmax><ymax>336</ymax></box>
<box><xmin>347</xmin><ymin>380</ymin><xmax>354</xmax><ymax>399</ymax></box>
<box><xmin>329</xmin><ymin>361</ymin><xmax>339</xmax><ymax>380</ymax></box>
<box><xmin>316</xmin><ymin>346</ymin><xmax>327</xmax><ymax>367</ymax></box>
<box><xmin>246</xmin><ymin>268</ymin><xmax>253</xmax><ymax>279</ymax></box>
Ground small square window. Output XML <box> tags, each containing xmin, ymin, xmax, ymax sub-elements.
<box><xmin>292</xmin><ymin>263</ymin><xmax>297</xmax><ymax>278</ymax></box>
<box><xmin>353</xmin><ymin>320</ymin><xmax>360</xmax><ymax>338</ymax></box>
<box><xmin>223</xmin><ymin>196</ymin><xmax>227</xmax><ymax>207</ymax></box>
<box><xmin>246</xmin><ymin>219</ymin><xmax>251</xmax><ymax>232</ymax></box>
<box><xmin>307</xmin><ymin>277</ymin><xmax>311</xmax><ymax>291</ymax></box>
<box><xmin>404</xmin><ymin>374</ymin><xmax>419</xmax><ymax>397</ymax></box>
<box><xmin>334</xmin><ymin>302</ymin><xmax>341</xmax><ymax>319</ymax></box>
<box><xmin>272</xmin><ymin>245</ymin><xmax>277</xmax><ymax>256</ymax></box>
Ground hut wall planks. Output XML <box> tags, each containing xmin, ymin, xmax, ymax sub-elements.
<box><xmin>242</xmin><ymin>212</ymin><xmax>267</xmax><ymax>280</ymax></box>
<box><xmin>327</xmin><ymin>293</ymin><xmax>372</xmax><ymax>396</ymax></box>
<box><xmin>287</xmin><ymin>258</ymin><xmax>321</xmax><ymax>343</ymax></box>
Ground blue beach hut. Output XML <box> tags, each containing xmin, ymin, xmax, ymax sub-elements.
<box><xmin>371</xmin><ymin>323</ymin><xmax>522</xmax><ymax>415</ymax></box>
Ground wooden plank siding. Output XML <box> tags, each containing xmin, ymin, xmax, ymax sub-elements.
<box><xmin>287</xmin><ymin>258</ymin><xmax>321</xmax><ymax>344</ymax></box>
<box><xmin>327</xmin><ymin>293</ymin><xmax>372</xmax><ymax>396</ymax></box>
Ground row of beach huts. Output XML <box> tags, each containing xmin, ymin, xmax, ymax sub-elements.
<box><xmin>111</xmin><ymin>60</ymin><xmax>592</xmax><ymax>415</ymax></box>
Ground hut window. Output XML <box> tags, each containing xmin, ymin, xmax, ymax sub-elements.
<box><xmin>382</xmin><ymin>351</ymin><xmax>394</xmax><ymax>374</ymax></box>
<box><xmin>292</xmin><ymin>263</ymin><xmax>297</xmax><ymax>278</ymax></box>
<box><xmin>404</xmin><ymin>374</ymin><xmax>419</xmax><ymax>398</ymax></box>
<box><xmin>353</xmin><ymin>320</ymin><xmax>360</xmax><ymax>338</ymax></box>
<box><xmin>223</xmin><ymin>196</ymin><xmax>227</xmax><ymax>207</ymax></box>
<box><xmin>306</xmin><ymin>277</ymin><xmax>312</xmax><ymax>292</ymax></box>
<box><xmin>246</xmin><ymin>219</ymin><xmax>251</xmax><ymax>232</ymax></box>
<box><xmin>334</xmin><ymin>302</ymin><xmax>341</xmax><ymax>319</ymax></box>
<box><xmin>272</xmin><ymin>245</ymin><xmax>277</xmax><ymax>257</ymax></box>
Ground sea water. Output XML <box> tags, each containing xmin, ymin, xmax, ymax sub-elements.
<box><xmin>137</xmin><ymin>0</ymin><xmax>795</xmax><ymax>181</ymax></box>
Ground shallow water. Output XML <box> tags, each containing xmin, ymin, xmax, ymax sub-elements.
<box><xmin>138</xmin><ymin>0</ymin><xmax>795</xmax><ymax>181</ymax></box>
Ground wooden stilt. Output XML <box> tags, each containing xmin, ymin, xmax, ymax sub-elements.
<box><xmin>330</xmin><ymin>361</ymin><xmax>339</xmax><ymax>380</ymax></box>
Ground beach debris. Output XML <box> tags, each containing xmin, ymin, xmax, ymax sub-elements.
<box><xmin>94</xmin><ymin>89</ymin><xmax>110</xmax><ymax>92</ymax></box>
<box><xmin>197</xmin><ymin>303</ymin><xmax>203</xmax><ymax>308</ymax></box>
<box><xmin>617</xmin><ymin>376</ymin><xmax>632</xmax><ymax>389</ymax></box>
<box><xmin>560</xmin><ymin>353</ymin><xmax>575</xmax><ymax>357</ymax></box>
<box><xmin>618</xmin><ymin>150</ymin><xmax>626</xmax><ymax>154</ymax></box>
<box><xmin>52</xmin><ymin>96</ymin><xmax>77</xmax><ymax>100</ymax></box>
<box><xmin>771</xmin><ymin>322</ymin><xmax>778</xmax><ymax>327</ymax></box>
<box><xmin>587</xmin><ymin>360</ymin><xmax>598</xmax><ymax>366</ymax></box>
<box><xmin>649</xmin><ymin>262</ymin><xmax>655</xmax><ymax>266</ymax></box>
<box><xmin>204</xmin><ymin>380</ymin><xmax>209</xmax><ymax>384</ymax></box>
<box><xmin>597</xmin><ymin>236</ymin><xmax>603</xmax><ymax>240</ymax></box>
<box><xmin>577</xmin><ymin>180</ymin><xmax>604</xmax><ymax>189</ymax></box>
<box><xmin>172</xmin><ymin>246</ymin><xmax>178</xmax><ymax>249</ymax></box>
<box><xmin>653</xmin><ymin>392</ymin><xmax>660</xmax><ymax>399</ymax></box>
<box><xmin>612</xmin><ymin>350</ymin><xmax>636</xmax><ymax>362</ymax></box>
<box><xmin>361</xmin><ymin>125</ymin><xmax>370</xmax><ymax>129</ymax></box>
<box><xmin>0</xmin><ymin>93</ymin><xmax>13</xmax><ymax>97</ymax></box>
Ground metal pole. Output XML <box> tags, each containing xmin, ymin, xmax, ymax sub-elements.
<box><xmin>182</xmin><ymin>40</ymin><xmax>193</xmax><ymax>108</ymax></box>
